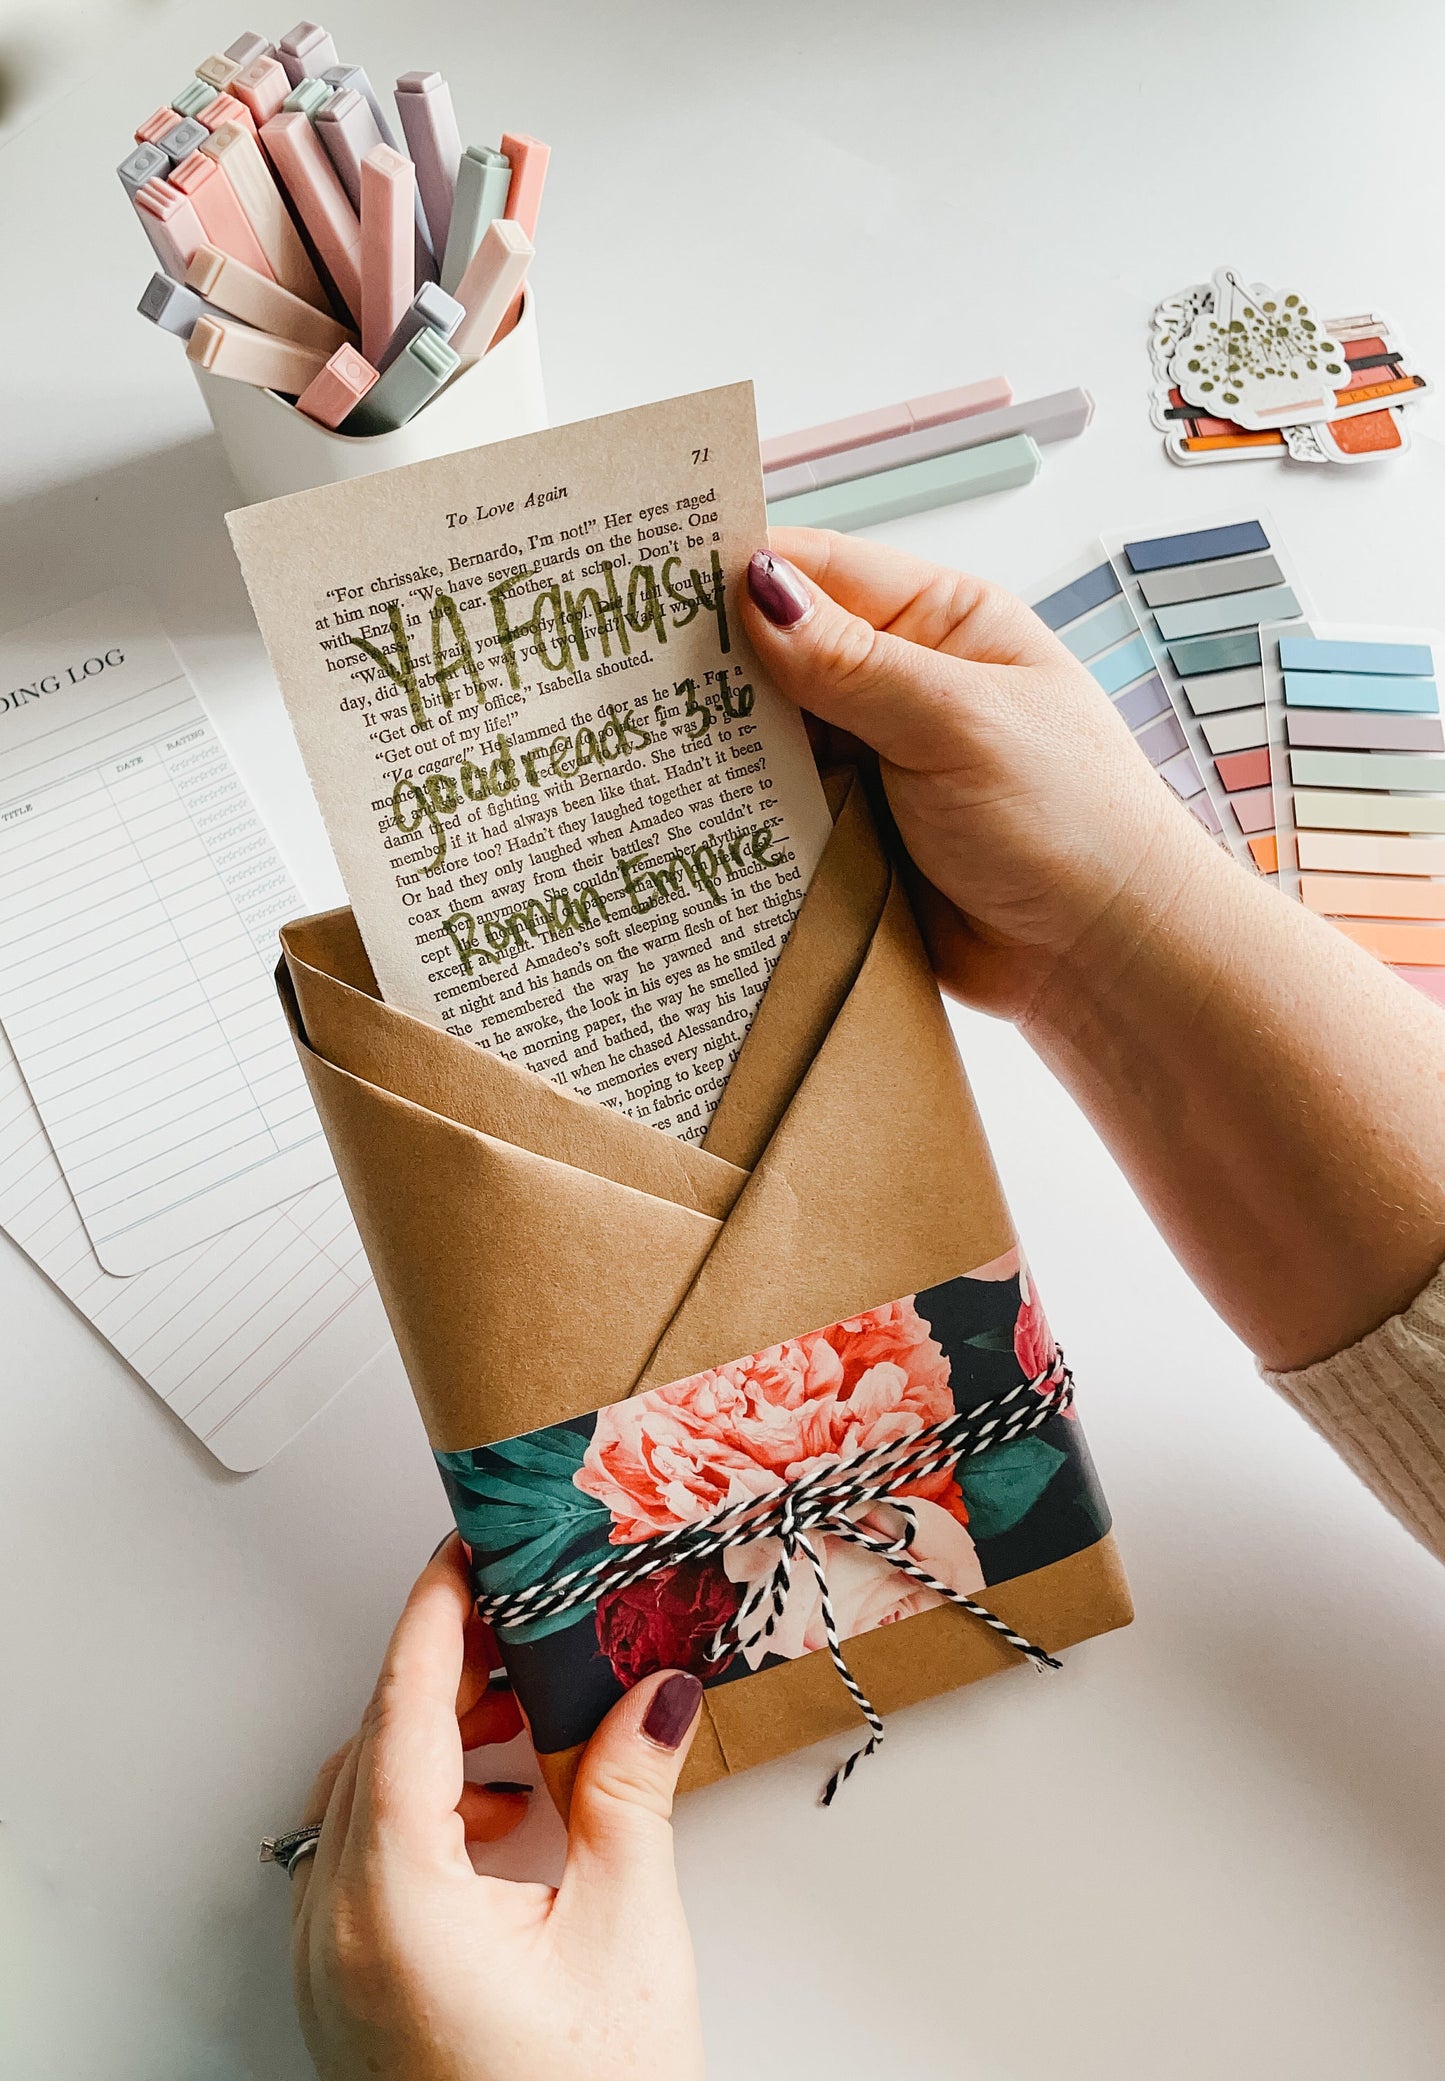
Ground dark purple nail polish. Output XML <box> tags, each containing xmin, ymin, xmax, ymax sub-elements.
<box><xmin>641</xmin><ymin>1671</ymin><xmax>703</xmax><ymax>1750</ymax></box>
<box><xmin>483</xmin><ymin>1781</ymin><xmax>532</xmax><ymax>1796</ymax></box>
<box><xmin>429</xmin><ymin>1530</ymin><xmax>455</xmax><ymax>1561</ymax></box>
<box><xmin>747</xmin><ymin>551</ymin><xmax>814</xmax><ymax>630</ymax></box>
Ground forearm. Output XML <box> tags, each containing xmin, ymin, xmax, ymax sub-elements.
<box><xmin>1021</xmin><ymin>811</ymin><xmax>1445</xmax><ymax>1370</ymax></box>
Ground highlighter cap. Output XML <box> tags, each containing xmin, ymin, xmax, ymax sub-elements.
<box><xmin>172</xmin><ymin>78</ymin><xmax>219</xmax><ymax>119</ymax></box>
<box><xmin>284</xmin><ymin>76</ymin><xmax>333</xmax><ymax>117</ymax></box>
<box><xmin>225</xmin><ymin>31</ymin><xmax>274</xmax><ymax>65</ymax></box>
<box><xmin>161</xmin><ymin>117</ymin><xmax>209</xmax><ymax>163</ymax></box>
<box><xmin>119</xmin><ymin>142</ymin><xmax>169</xmax><ymax>193</ymax></box>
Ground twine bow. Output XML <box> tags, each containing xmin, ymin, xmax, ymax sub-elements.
<box><xmin>474</xmin><ymin>1356</ymin><xmax>1072</xmax><ymax>1804</ymax></box>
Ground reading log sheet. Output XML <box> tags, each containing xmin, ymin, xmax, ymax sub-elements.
<box><xmin>0</xmin><ymin>589</ymin><xmax>335</xmax><ymax>1272</ymax></box>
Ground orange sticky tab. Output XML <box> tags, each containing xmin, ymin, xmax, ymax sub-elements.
<box><xmin>1248</xmin><ymin>833</ymin><xmax>1279</xmax><ymax>874</ymax></box>
<box><xmin>1301</xmin><ymin>874</ymin><xmax>1445</xmax><ymax>921</ymax></box>
<box><xmin>1334</xmin><ymin>918</ymin><xmax>1445</xmax><ymax>965</ymax></box>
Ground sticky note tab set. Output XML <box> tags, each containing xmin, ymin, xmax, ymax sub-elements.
<box><xmin>1031</xmin><ymin>514</ymin><xmax>1309</xmax><ymax>856</ymax></box>
<box><xmin>1031</xmin><ymin>556</ymin><xmax>1220</xmax><ymax>835</ymax></box>
<box><xmin>1149</xmin><ymin>269</ymin><xmax>1430</xmax><ymax>469</ymax></box>
<box><xmin>1262</xmin><ymin>627</ymin><xmax>1445</xmax><ymax>1006</ymax></box>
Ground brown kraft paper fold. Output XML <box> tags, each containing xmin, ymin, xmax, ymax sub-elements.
<box><xmin>278</xmin><ymin>774</ymin><xmax>1132</xmax><ymax>1809</ymax></box>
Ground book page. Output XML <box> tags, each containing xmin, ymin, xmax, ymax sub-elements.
<box><xmin>0</xmin><ymin>590</ymin><xmax>336</xmax><ymax>1272</ymax></box>
<box><xmin>229</xmin><ymin>383</ymin><xmax>832</xmax><ymax>1142</ymax></box>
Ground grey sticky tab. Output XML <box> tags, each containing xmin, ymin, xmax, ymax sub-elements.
<box><xmin>161</xmin><ymin>117</ymin><xmax>210</xmax><ymax>164</ymax></box>
<box><xmin>137</xmin><ymin>274</ymin><xmax>213</xmax><ymax>340</ymax></box>
<box><xmin>119</xmin><ymin>142</ymin><xmax>169</xmax><ymax>194</ymax></box>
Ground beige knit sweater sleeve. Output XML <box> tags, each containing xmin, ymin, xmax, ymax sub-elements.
<box><xmin>1263</xmin><ymin>1261</ymin><xmax>1445</xmax><ymax>1563</ymax></box>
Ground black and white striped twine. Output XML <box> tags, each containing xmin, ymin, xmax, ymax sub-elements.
<box><xmin>474</xmin><ymin>1354</ymin><xmax>1073</xmax><ymax>1805</ymax></box>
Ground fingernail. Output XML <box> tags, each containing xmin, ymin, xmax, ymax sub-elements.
<box><xmin>483</xmin><ymin>1781</ymin><xmax>532</xmax><ymax>1796</ymax></box>
<box><xmin>641</xmin><ymin>1671</ymin><xmax>703</xmax><ymax>1750</ymax></box>
<box><xmin>428</xmin><ymin>1531</ymin><xmax>455</xmax><ymax>1562</ymax></box>
<box><xmin>747</xmin><ymin>551</ymin><xmax>814</xmax><ymax>630</ymax></box>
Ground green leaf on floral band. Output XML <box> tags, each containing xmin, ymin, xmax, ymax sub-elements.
<box><xmin>958</xmin><ymin>1436</ymin><xmax>1066</xmax><ymax>1539</ymax></box>
<box><xmin>435</xmin><ymin>1432</ymin><xmax>612</xmax><ymax>1578</ymax></box>
<box><xmin>962</xmin><ymin>1326</ymin><xmax>1017</xmax><ymax>1354</ymax></box>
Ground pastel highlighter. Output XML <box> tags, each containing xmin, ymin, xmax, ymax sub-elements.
<box><xmin>187</xmin><ymin>312</ymin><xmax>329</xmax><ymax>393</ymax></box>
<box><xmin>295</xmin><ymin>342</ymin><xmax>379</xmax><ymax>428</ymax></box>
<box><xmin>1263</xmin><ymin>628</ymin><xmax>1445</xmax><ymax>1003</ymax></box>
<box><xmin>185</xmin><ymin>242</ymin><xmax>351</xmax><ymax>354</ymax></box>
<box><xmin>493</xmin><ymin>130</ymin><xmax>548</xmax><ymax>339</ymax></box>
<box><xmin>200</xmin><ymin>122</ymin><xmax>328</xmax><ymax>310</ymax></box>
<box><xmin>1031</xmin><ymin>560</ymin><xmax>1222</xmax><ymax>835</ymax></box>
<box><xmin>260</xmin><ymin>109</ymin><xmax>363</xmax><ymax>321</ymax></box>
<box><xmin>359</xmin><ymin>146</ymin><xmax>416</xmax><ymax>366</ymax></box>
<box><xmin>169</xmin><ymin>150</ymin><xmax>276</xmax><ymax>278</ymax></box>
<box><xmin>233</xmin><ymin>56</ymin><xmax>291</xmax><ymax>126</ymax></box>
<box><xmin>132</xmin><ymin>176</ymin><xmax>207</xmax><ymax>280</ymax></box>
<box><xmin>450</xmin><ymin>217</ymin><xmax>533</xmax><ymax>365</ymax></box>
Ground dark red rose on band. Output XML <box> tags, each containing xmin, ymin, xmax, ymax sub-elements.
<box><xmin>595</xmin><ymin>1560</ymin><xmax>742</xmax><ymax>1686</ymax></box>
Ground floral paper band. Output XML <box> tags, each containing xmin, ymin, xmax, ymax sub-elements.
<box><xmin>437</xmin><ymin>1251</ymin><xmax>1111</xmax><ymax>1761</ymax></box>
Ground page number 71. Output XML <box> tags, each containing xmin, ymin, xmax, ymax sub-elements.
<box><xmin>692</xmin><ymin>447</ymin><xmax>709</xmax><ymax>465</ymax></box>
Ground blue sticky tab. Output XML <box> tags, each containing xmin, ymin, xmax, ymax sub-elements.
<box><xmin>1277</xmin><ymin>636</ymin><xmax>1434</xmax><ymax>678</ymax></box>
<box><xmin>1089</xmin><ymin>632</ymin><xmax>1154</xmax><ymax>696</ymax></box>
<box><xmin>1057</xmin><ymin>593</ymin><xmax>1138</xmax><ymax>662</ymax></box>
<box><xmin>1123</xmin><ymin>520</ymin><xmax>1270</xmax><ymax>574</ymax></box>
<box><xmin>1032</xmin><ymin>561</ymin><xmax>1120</xmax><ymax>631</ymax></box>
<box><xmin>1283</xmin><ymin>672</ymin><xmax>1439</xmax><ymax>714</ymax></box>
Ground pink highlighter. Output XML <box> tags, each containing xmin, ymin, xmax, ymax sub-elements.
<box><xmin>759</xmin><ymin>377</ymin><xmax>1015</xmax><ymax>473</ymax></box>
<box><xmin>261</xmin><ymin>110</ymin><xmax>364</xmax><ymax>321</ymax></box>
<box><xmin>169</xmin><ymin>150</ymin><xmax>276</xmax><ymax>280</ymax></box>
<box><xmin>132</xmin><ymin>176</ymin><xmax>207</xmax><ymax>280</ymax></box>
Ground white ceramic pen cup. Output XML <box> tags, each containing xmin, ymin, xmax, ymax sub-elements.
<box><xmin>191</xmin><ymin>288</ymin><xmax>547</xmax><ymax>504</ymax></box>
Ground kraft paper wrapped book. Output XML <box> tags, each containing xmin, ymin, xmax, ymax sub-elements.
<box><xmin>278</xmin><ymin>771</ymin><xmax>1132</xmax><ymax>1809</ymax></box>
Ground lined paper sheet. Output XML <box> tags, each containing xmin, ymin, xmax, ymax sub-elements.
<box><xmin>0</xmin><ymin>589</ymin><xmax>336</xmax><ymax>1272</ymax></box>
<box><xmin>0</xmin><ymin>1008</ymin><xmax>392</xmax><ymax>1470</ymax></box>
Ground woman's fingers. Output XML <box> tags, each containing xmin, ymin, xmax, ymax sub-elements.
<box><xmin>299</xmin><ymin>1740</ymin><xmax>353</xmax><ymax>1827</ymax></box>
<box><xmin>744</xmin><ymin>549</ymin><xmax>999</xmax><ymax>770</ymax></box>
<box><xmin>457</xmin><ymin>1780</ymin><xmax>531</xmax><ymax>1843</ymax></box>
<box><xmin>766</xmin><ymin>526</ymin><xmax>1057</xmax><ymax>666</ymax></box>
<box><xmin>342</xmin><ymin>1541</ymin><xmax>477</xmax><ymax>1868</ymax></box>
<box><xmin>458</xmin><ymin>1684</ymin><xmax>525</xmax><ymax>1751</ymax></box>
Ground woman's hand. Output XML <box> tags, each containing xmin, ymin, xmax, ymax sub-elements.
<box><xmin>743</xmin><ymin>527</ymin><xmax>1202</xmax><ymax>1018</ymax></box>
<box><xmin>744</xmin><ymin>528</ymin><xmax>1445</xmax><ymax>1369</ymax></box>
<box><xmin>291</xmin><ymin>1538</ymin><xmax>706</xmax><ymax>2081</ymax></box>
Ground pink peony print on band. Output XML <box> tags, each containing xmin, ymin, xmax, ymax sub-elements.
<box><xmin>576</xmin><ymin>1297</ymin><xmax>983</xmax><ymax>1663</ymax></box>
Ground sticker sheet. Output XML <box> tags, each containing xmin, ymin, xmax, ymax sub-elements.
<box><xmin>1149</xmin><ymin>273</ymin><xmax>1429</xmax><ymax>469</ymax></box>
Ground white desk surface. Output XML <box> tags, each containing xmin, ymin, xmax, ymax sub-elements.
<box><xmin>3</xmin><ymin>3</ymin><xmax>1445</xmax><ymax>2075</ymax></box>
